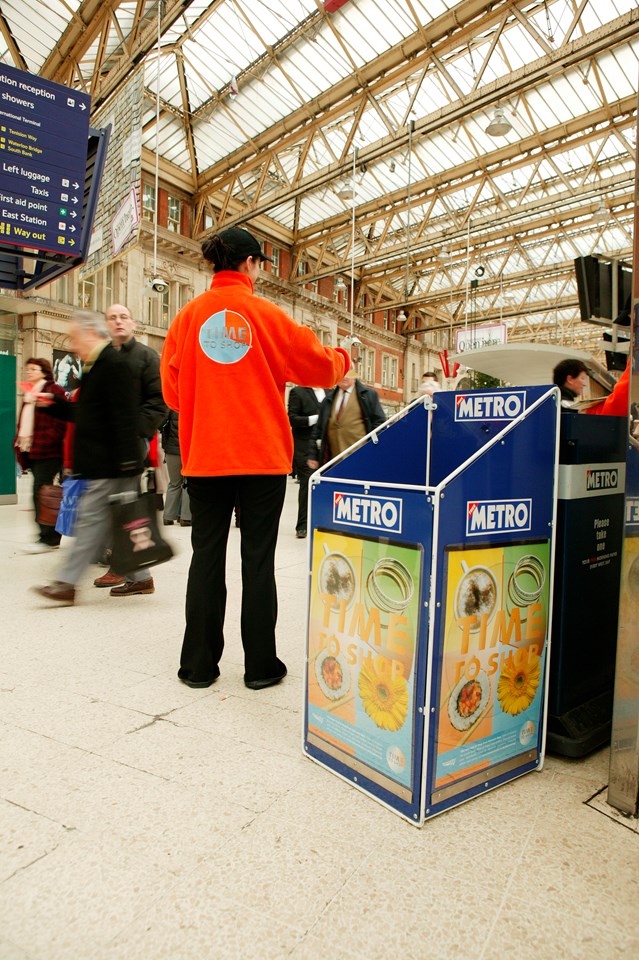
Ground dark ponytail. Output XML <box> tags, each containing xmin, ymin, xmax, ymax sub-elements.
<box><xmin>201</xmin><ymin>234</ymin><xmax>245</xmax><ymax>272</ymax></box>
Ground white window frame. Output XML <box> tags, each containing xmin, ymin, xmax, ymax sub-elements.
<box><xmin>167</xmin><ymin>195</ymin><xmax>181</xmax><ymax>233</ymax></box>
<box><xmin>142</xmin><ymin>183</ymin><xmax>155</xmax><ymax>222</ymax></box>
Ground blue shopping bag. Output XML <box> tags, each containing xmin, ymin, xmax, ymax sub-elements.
<box><xmin>55</xmin><ymin>477</ymin><xmax>87</xmax><ymax>537</ymax></box>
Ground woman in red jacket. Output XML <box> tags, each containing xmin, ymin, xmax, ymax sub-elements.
<box><xmin>161</xmin><ymin>226</ymin><xmax>349</xmax><ymax>690</ymax></box>
<box><xmin>14</xmin><ymin>357</ymin><xmax>66</xmax><ymax>551</ymax></box>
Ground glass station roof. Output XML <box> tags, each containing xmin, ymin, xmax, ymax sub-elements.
<box><xmin>1</xmin><ymin>0</ymin><xmax>637</xmax><ymax>347</ymax></box>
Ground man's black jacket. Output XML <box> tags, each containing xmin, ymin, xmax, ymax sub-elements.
<box><xmin>288</xmin><ymin>387</ymin><xmax>323</xmax><ymax>463</ymax></box>
<box><xmin>119</xmin><ymin>337</ymin><xmax>167</xmax><ymax>439</ymax></box>
<box><xmin>46</xmin><ymin>344</ymin><xmax>142</xmax><ymax>479</ymax></box>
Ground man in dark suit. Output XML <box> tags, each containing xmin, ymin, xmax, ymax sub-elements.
<box><xmin>287</xmin><ymin>386</ymin><xmax>325</xmax><ymax>538</ymax></box>
<box><xmin>32</xmin><ymin>310</ymin><xmax>151</xmax><ymax>605</ymax></box>
<box><xmin>308</xmin><ymin>376</ymin><xmax>386</xmax><ymax>469</ymax></box>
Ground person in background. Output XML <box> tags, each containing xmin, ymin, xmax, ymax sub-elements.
<box><xmin>14</xmin><ymin>358</ymin><xmax>67</xmax><ymax>552</ymax></box>
<box><xmin>552</xmin><ymin>358</ymin><xmax>589</xmax><ymax>408</ymax></box>
<box><xmin>161</xmin><ymin>225</ymin><xmax>349</xmax><ymax>691</ymax></box>
<box><xmin>93</xmin><ymin>303</ymin><xmax>167</xmax><ymax>590</ymax></box>
<box><xmin>287</xmin><ymin>385</ymin><xmax>325</xmax><ymax>539</ymax></box>
<box><xmin>307</xmin><ymin>375</ymin><xmax>386</xmax><ymax>469</ymax></box>
<box><xmin>161</xmin><ymin>409</ymin><xmax>191</xmax><ymax>527</ymax></box>
<box><xmin>419</xmin><ymin>371</ymin><xmax>441</xmax><ymax>398</ymax></box>
<box><xmin>32</xmin><ymin>311</ymin><xmax>151</xmax><ymax>604</ymax></box>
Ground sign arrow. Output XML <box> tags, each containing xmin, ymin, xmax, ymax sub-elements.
<box><xmin>72</xmin><ymin>182</ymin><xmax>80</xmax><ymax>189</ymax></box>
<box><xmin>70</xmin><ymin>211</ymin><xmax>77</xmax><ymax>218</ymax></box>
<box><xmin>68</xmin><ymin>238</ymin><xmax>75</xmax><ymax>246</ymax></box>
<box><xmin>69</xmin><ymin>225</ymin><xmax>76</xmax><ymax>232</ymax></box>
<box><xmin>79</xmin><ymin>103</ymin><xmax>86</xmax><ymax>111</ymax></box>
<box><xmin>72</xmin><ymin>196</ymin><xmax>78</xmax><ymax>204</ymax></box>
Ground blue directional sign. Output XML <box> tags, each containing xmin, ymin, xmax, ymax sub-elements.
<box><xmin>0</xmin><ymin>64</ymin><xmax>91</xmax><ymax>257</ymax></box>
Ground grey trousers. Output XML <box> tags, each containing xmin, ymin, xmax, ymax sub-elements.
<box><xmin>164</xmin><ymin>453</ymin><xmax>191</xmax><ymax>522</ymax></box>
<box><xmin>57</xmin><ymin>477</ymin><xmax>151</xmax><ymax>586</ymax></box>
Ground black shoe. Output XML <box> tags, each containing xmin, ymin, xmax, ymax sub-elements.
<box><xmin>178</xmin><ymin>669</ymin><xmax>219</xmax><ymax>689</ymax></box>
<box><xmin>295</xmin><ymin>529</ymin><xmax>307</xmax><ymax>539</ymax></box>
<box><xmin>244</xmin><ymin>664</ymin><xmax>287</xmax><ymax>690</ymax></box>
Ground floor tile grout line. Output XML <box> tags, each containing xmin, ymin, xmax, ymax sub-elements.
<box><xmin>2</xmin><ymin>846</ymin><xmax>59</xmax><ymax>885</ymax></box>
<box><xmin>476</xmin><ymin>770</ymin><xmax>559</xmax><ymax>960</ymax></box>
<box><xmin>585</xmin><ymin>795</ymin><xmax>639</xmax><ymax>834</ymax></box>
<box><xmin>302</xmin><ymin>845</ymin><xmax>381</xmax><ymax>947</ymax></box>
<box><xmin>1</xmin><ymin>796</ymin><xmax>80</xmax><ymax>834</ymax></box>
<box><xmin>476</xmin><ymin>765</ymin><xmax>638</xmax><ymax>960</ymax></box>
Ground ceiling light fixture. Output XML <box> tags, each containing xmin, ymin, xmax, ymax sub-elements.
<box><xmin>336</xmin><ymin>181</ymin><xmax>355</xmax><ymax>201</ymax></box>
<box><xmin>485</xmin><ymin>106</ymin><xmax>513</xmax><ymax>137</ymax></box>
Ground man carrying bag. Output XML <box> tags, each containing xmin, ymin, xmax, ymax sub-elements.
<box><xmin>32</xmin><ymin>310</ymin><xmax>163</xmax><ymax>605</ymax></box>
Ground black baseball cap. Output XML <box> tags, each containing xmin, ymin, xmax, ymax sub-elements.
<box><xmin>218</xmin><ymin>226</ymin><xmax>273</xmax><ymax>263</ymax></box>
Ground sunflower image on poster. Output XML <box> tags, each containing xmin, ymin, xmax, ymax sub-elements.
<box><xmin>358</xmin><ymin>659</ymin><xmax>409</xmax><ymax>731</ymax></box>
<box><xmin>435</xmin><ymin>541</ymin><xmax>550</xmax><ymax>789</ymax></box>
<box><xmin>306</xmin><ymin>529</ymin><xmax>422</xmax><ymax>794</ymax></box>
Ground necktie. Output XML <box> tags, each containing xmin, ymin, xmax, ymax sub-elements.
<box><xmin>336</xmin><ymin>390</ymin><xmax>347</xmax><ymax>421</ymax></box>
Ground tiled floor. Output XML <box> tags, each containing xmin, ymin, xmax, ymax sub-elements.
<box><xmin>1</xmin><ymin>476</ymin><xmax>638</xmax><ymax>960</ymax></box>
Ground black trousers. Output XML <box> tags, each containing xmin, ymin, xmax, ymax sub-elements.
<box><xmin>31</xmin><ymin>458</ymin><xmax>62</xmax><ymax>546</ymax></box>
<box><xmin>292</xmin><ymin>450</ymin><xmax>312</xmax><ymax>533</ymax></box>
<box><xmin>179</xmin><ymin>474</ymin><xmax>287</xmax><ymax>684</ymax></box>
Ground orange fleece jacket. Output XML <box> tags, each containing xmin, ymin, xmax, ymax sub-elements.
<box><xmin>586</xmin><ymin>360</ymin><xmax>630</xmax><ymax>417</ymax></box>
<box><xmin>160</xmin><ymin>271</ymin><xmax>350</xmax><ymax>476</ymax></box>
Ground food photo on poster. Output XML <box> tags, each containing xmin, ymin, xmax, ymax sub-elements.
<box><xmin>306</xmin><ymin>529</ymin><xmax>423</xmax><ymax>802</ymax></box>
<box><xmin>433</xmin><ymin>540</ymin><xmax>551</xmax><ymax>797</ymax></box>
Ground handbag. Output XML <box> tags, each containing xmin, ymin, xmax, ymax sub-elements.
<box><xmin>37</xmin><ymin>484</ymin><xmax>63</xmax><ymax>526</ymax></box>
<box><xmin>55</xmin><ymin>477</ymin><xmax>87</xmax><ymax>537</ymax></box>
<box><xmin>109</xmin><ymin>490</ymin><xmax>173</xmax><ymax>575</ymax></box>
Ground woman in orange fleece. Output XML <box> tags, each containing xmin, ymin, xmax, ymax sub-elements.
<box><xmin>161</xmin><ymin>226</ymin><xmax>349</xmax><ymax>690</ymax></box>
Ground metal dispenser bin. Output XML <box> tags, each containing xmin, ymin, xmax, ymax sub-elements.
<box><xmin>304</xmin><ymin>386</ymin><xmax>560</xmax><ymax>825</ymax></box>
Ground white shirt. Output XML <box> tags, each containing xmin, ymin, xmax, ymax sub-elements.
<box><xmin>335</xmin><ymin>387</ymin><xmax>353</xmax><ymax>417</ymax></box>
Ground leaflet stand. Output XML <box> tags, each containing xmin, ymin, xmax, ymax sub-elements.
<box><xmin>304</xmin><ymin>386</ymin><xmax>560</xmax><ymax>825</ymax></box>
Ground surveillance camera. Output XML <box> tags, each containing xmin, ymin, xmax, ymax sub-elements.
<box><xmin>151</xmin><ymin>277</ymin><xmax>168</xmax><ymax>293</ymax></box>
<box><xmin>340</xmin><ymin>335</ymin><xmax>362</xmax><ymax>350</ymax></box>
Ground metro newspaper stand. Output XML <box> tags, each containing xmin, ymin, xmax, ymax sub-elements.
<box><xmin>304</xmin><ymin>386</ymin><xmax>560</xmax><ymax>825</ymax></box>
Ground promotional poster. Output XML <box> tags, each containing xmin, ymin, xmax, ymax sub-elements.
<box><xmin>435</xmin><ymin>540</ymin><xmax>551</xmax><ymax>793</ymax></box>
<box><xmin>306</xmin><ymin>529</ymin><xmax>423</xmax><ymax>801</ymax></box>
